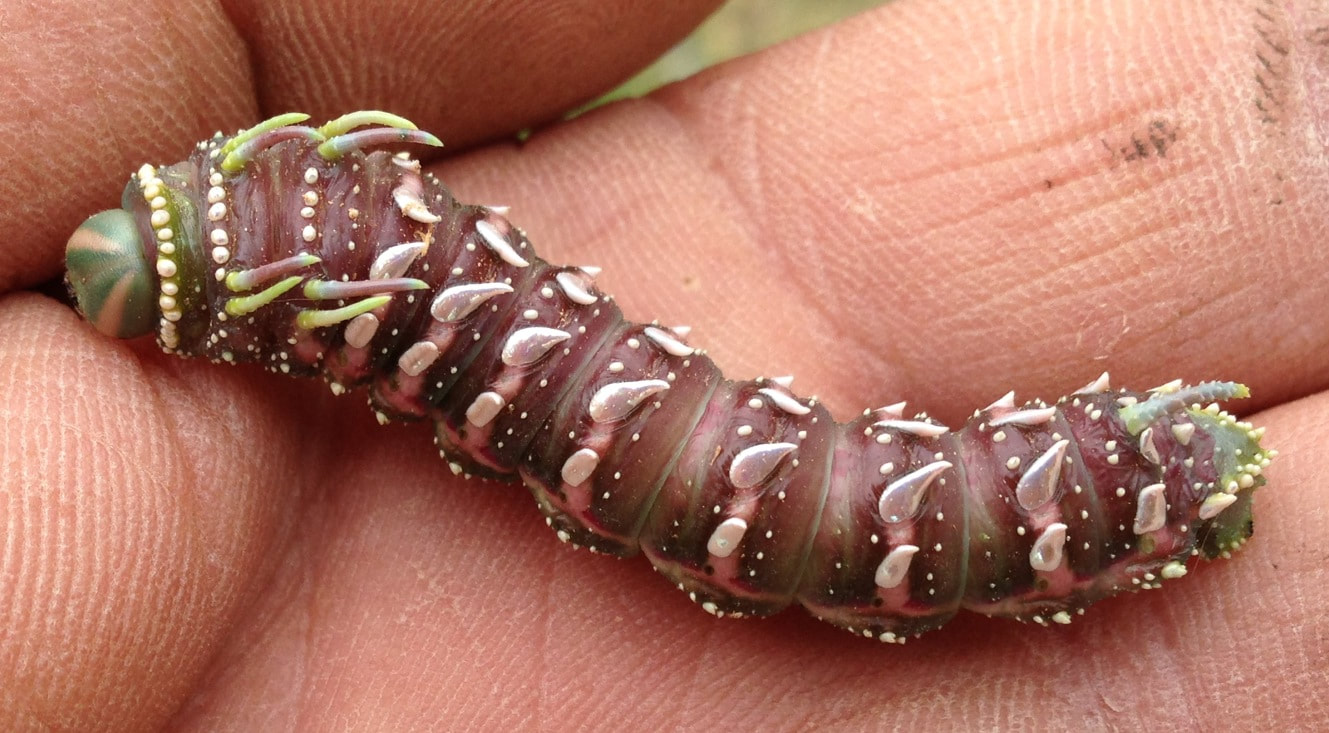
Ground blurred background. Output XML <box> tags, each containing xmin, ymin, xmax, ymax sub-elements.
<box><xmin>593</xmin><ymin>0</ymin><xmax>890</xmax><ymax>107</ymax></box>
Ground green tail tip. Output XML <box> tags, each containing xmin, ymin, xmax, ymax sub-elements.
<box><xmin>1119</xmin><ymin>380</ymin><xmax>1249</xmax><ymax>434</ymax></box>
<box><xmin>1116</xmin><ymin>380</ymin><xmax>1269</xmax><ymax>559</ymax></box>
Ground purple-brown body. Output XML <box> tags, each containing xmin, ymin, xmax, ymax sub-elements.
<box><xmin>65</xmin><ymin>113</ymin><xmax>1270</xmax><ymax>642</ymax></box>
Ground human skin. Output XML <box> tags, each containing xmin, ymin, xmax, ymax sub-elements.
<box><xmin>2</xmin><ymin>0</ymin><xmax>1328</xmax><ymax>729</ymax></box>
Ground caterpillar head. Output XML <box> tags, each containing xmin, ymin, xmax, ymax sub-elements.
<box><xmin>65</xmin><ymin>112</ymin><xmax>442</xmax><ymax>347</ymax></box>
<box><xmin>65</xmin><ymin>199</ymin><xmax>156</xmax><ymax>340</ymax></box>
<box><xmin>67</xmin><ymin>158</ymin><xmax>202</xmax><ymax>347</ymax></box>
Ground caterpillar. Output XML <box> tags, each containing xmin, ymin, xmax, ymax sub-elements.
<box><xmin>65</xmin><ymin>111</ymin><xmax>1272</xmax><ymax>642</ymax></box>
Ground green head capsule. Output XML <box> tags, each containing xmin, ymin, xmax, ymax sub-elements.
<box><xmin>65</xmin><ymin>208</ymin><xmax>155</xmax><ymax>339</ymax></box>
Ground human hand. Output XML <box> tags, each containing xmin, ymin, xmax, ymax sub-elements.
<box><xmin>2</xmin><ymin>0</ymin><xmax>1327</xmax><ymax>729</ymax></box>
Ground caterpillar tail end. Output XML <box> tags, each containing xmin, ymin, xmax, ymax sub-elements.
<box><xmin>1121</xmin><ymin>381</ymin><xmax>1271</xmax><ymax>560</ymax></box>
<box><xmin>1190</xmin><ymin>403</ymin><xmax>1271</xmax><ymax>560</ymax></box>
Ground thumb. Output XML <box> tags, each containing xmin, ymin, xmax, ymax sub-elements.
<box><xmin>0</xmin><ymin>294</ymin><xmax>301</xmax><ymax>729</ymax></box>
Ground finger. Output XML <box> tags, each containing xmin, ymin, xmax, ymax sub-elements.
<box><xmin>437</xmin><ymin>0</ymin><xmax>1329</xmax><ymax>426</ymax></box>
<box><xmin>0</xmin><ymin>295</ymin><xmax>309</xmax><ymax>729</ymax></box>
<box><xmin>0</xmin><ymin>0</ymin><xmax>721</xmax><ymax>292</ymax></box>
<box><xmin>227</xmin><ymin>0</ymin><xmax>724</xmax><ymax>145</ymax></box>
<box><xmin>0</xmin><ymin>0</ymin><xmax>257</xmax><ymax>292</ymax></box>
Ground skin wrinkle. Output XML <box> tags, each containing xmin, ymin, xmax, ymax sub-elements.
<box><xmin>1135</xmin><ymin>597</ymin><xmax>1208</xmax><ymax>725</ymax></box>
<box><xmin>276</xmin><ymin>525</ymin><xmax>312</xmax><ymax>722</ymax></box>
<box><xmin>1245</xmin><ymin>1</ymin><xmax>1329</xmax><ymax>203</ymax></box>
<box><xmin>293</xmin><ymin>551</ymin><xmax>319</xmax><ymax>733</ymax></box>
<box><xmin>1292</xmin><ymin>3</ymin><xmax>1329</xmax><ymax>153</ymax></box>
<box><xmin>654</xmin><ymin>78</ymin><xmax>926</xmax><ymax>408</ymax></box>
<box><xmin>842</xmin><ymin>106</ymin><xmax>1192</xmax><ymax>203</ymax></box>
<box><xmin>136</xmin><ymin>365</ymin><xmax>251</xmax><ymax>572</ymax></box>
<box><xmin>267</xmin><ymin>1</ymin><xmax>354</xmax><ymax>115</ymax></box>
<box><xmin>1252</xmin><ymin>0</ymin><xmax>1295</xmax><ymax>127</ymax></box>
<box><xmin>558</xmin><ymin>103</ymin><xmax>794</xmax><ymax>379</ymax></box>
<box><xmin>186</xmin><ymin>529</ymin><xmax>309</xmax><ymax>727</ymax></box>
<box><xmin>298</xmin><ymin>425</ymin><xmax>496</xmax><ymax>722</ymax></box>
<box><xmin>17</xmin><ymin>320</ymin><xmax>83</xmax><ymax>717</ymax></box>
<box><xmin>844</xmin><ymin>167</ymin><xmax>1193</xmax><ymax>322</ymax></box>
<box><xmin>106</xmin><ymin>374</ymin><xmax>245</xmax><ymax>724</ymax></box>
<box><xmin>275</xmin><ymin>474</ymin><xmax>340</xmax><ymax>732</ymax></box>
<box><xmin>11</xmin><ymin>307</ymin><xmax>143</xmax><ymax>725</ymax></box>
<box><xmin>66</xmin><ymin>403</ymin><xmax>128</xmax><ymax>717</ymax></box>
<box><xmin>885</xmin><ymin>148</ymin><xmax>1198</xmax><ymax>270</ymax></box>
<box><xmin>672</xmin><ymin>619</ymin><xmax>725</xmax><ymax>723</ymax></box>
<box><xmin>641</xmin><ymin>90</ymin><xmax>889</xmax><ymax>406</ymax></box>
<box><xmin>88</xmin><ymin>346</ymin><xmax>306</xmax><ymax>727</ymax></box>
<box><xmin>849</xmin><ymin>201</ymin><xmax>1159</xmax><ymax>407</ymax></box>
<box><xmin>642</xmin><ymin>91</ymin><xmax>768</xmax><ymax>246</ymax></box>
<box><xmin>533</xmin><ymin>512</ymin><xmax>557</xmax><ymax>724</ymax></box>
